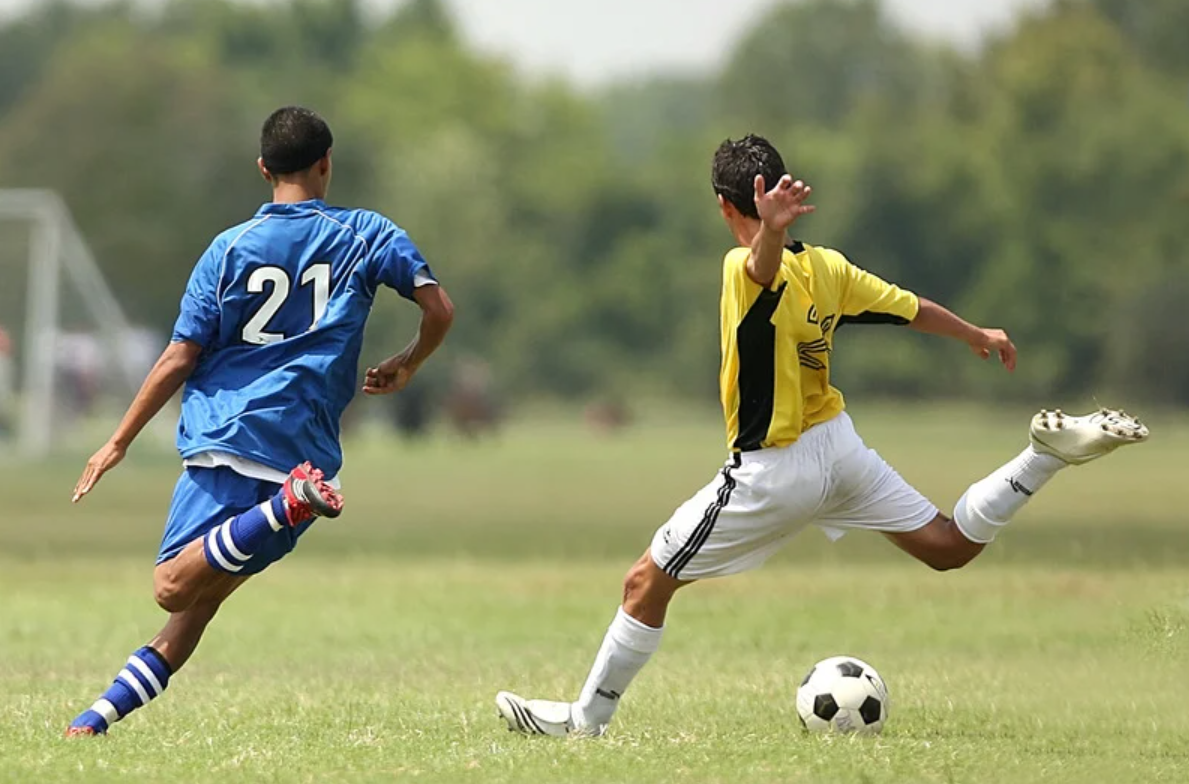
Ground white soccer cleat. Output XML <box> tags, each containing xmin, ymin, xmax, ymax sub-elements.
<box><xmin>495</xmin><ymin>691</ymin><xmax>603</xmax><ymax>738</ymax></box>
<box><xmin>1030</xmin><ymin>407</ymin><xmax>1149</xmax><ymax>465</ymax></box>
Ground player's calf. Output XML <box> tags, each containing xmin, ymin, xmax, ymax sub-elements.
<box><xmin>887</xmin><ymin>513</ymin><xmax>984</xmax><ymax>572</ymax></box>
<box><xmin>68</xmin><ymin>578</ymin><xmax>242</xmax><ymax>737</ymax></box>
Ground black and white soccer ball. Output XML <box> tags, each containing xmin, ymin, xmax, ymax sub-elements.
<box><xmin>796</xmin><ymin>655</ymin><xmax>888</xmax><ymax>735</ymax></box>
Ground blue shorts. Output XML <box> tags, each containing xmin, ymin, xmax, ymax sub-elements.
<box><xmin>158</xmin><ymin>466</ymin><xmax>315</xmax><ymax>575</ymax></box>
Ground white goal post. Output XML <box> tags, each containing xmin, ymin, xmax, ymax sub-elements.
<box><xmin>0</xmin><ymin>189</ymin><xmax>144</xmax><ymax>457</ymax></box>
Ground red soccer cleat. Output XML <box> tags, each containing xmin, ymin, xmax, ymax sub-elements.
<box><xmin>280</xmin><ymin>461</ymin><xmax>344</xmax><ymax>525</ymax></box>
<box><xmin>65</xmin><ymin>726</ymin><xmax>101</xmax><ymax>738</ymax></box>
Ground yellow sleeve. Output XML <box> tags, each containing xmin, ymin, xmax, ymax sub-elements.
<box><xmin>721</xmin><ymin>247</ymin><xmax>764</xmax><ymax>320</ymax></box>
<box><xmin>821</xmin><ymin>247</ymin><xmax>919</xmax><ymax>324</ymax></box>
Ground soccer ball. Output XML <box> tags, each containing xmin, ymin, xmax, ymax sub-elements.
<box><xmin>796</xmin><ymin>655</ymin><xmax>888</xmax><ymax>735</ymax></box>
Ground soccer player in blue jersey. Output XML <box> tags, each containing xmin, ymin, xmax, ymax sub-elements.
<box><xmin>65</xmin><ymin>106</ymin><xmax>454</xmax><ymax>736</ymax></box>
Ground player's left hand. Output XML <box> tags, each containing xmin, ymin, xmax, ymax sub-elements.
<box><xmin>72</xmin><ymin>440</ymin><xmax>127</xmax><ymax>503</ymax></box>
<box><xmin>363</xmin><ymin>352</ymin><xmax>419</xmax><ymax>395</ymax></box>
<box><xmin>969</xmin><ymin>328</ymin><xmax>1017</xmax><ymax>372</ymax></box>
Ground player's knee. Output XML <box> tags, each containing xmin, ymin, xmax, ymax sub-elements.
<box><xmin>924</xmin><ymin>551</ymin><xmax>974</xmax><ymax>572</ymax></box>
<box><xmin>621</xmin><ymin>559</ymin><xmax>650</xmax><ymax>603</ymax></box>
<box><xmin>154</xmin><ymin>573</ymin><xmax>192</xmax><ymax>613</ymax></box>
<box><xmin>622</xmin><ymin>552</ymin><xmax>682</xmax><ymax>608</ymax></box>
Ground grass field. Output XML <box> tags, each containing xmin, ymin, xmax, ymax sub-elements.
<box><xmin>3</xmin><ymin>404</ymin><xmax>1188</xmax><ymax>783</ymax></box>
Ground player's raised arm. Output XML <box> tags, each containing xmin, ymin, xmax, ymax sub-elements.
<box><xmin>363</xmin><ymin>284</ymin><xmax>454</xmax><ymax>395</ymax></box>
<box><xmin>910</xmin><ymin>297</ymin><xmax>1017</xmax><ymax>372</ymax></box>
<box><xmin>747</xmin><ymin>174</ymin><xmax>814</xmax><ymax>287</ymax></box>
<box><xmin>72</xmin><ymin>339</ymin><xmax>203</xmax><ymax>503</ymax></box>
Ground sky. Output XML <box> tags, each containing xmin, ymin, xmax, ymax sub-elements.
<box><xmin>0</xmin><ymin>0</ymin><xmax>1049</xmax><ymax>84</ymax></box>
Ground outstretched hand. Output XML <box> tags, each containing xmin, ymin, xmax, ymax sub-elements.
<box><xmin>363</xmin><ymin>351</ymin><xmax>420</xmax><ymax>395</ymax></box>
<box><xmin>969</xmin><ymin>328</ymin><xmax>1017</xmax><ymax>372</ymax></box>
<box><xmin>72</xmin><ymin>441</ymin><xmax>127</xmax><ymax>503</ymax></box>
<box><xmin>754</xmin><ymin>174</ymin><xmax>815</xmax><ymax>233</ymax></box>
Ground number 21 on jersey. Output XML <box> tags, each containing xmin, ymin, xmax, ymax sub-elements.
<box><xmin>242</xmin><ymin>263</ymin><xmax>331</xmax><ymax>345</ymax></box>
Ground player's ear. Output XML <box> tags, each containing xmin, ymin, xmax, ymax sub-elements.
<box><xmin>257</xmin><ymin>158</ymin><xmax>273</xmax><ymax>185</ymax></box>
<box><xmin>717</xmin><ymin>194</ymin><xmax>734</xmax><ymax>220</ymax></box>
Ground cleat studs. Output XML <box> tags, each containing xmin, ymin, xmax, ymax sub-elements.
<box><xmin>1101</xmin><ymin>423</ymin><xmax>1110</xmax><ymax>432</ymax></box>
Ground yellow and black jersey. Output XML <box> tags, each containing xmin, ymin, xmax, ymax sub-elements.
<box><xmin>720</xmin><ymin>241</ymin><xmax>918</xmax><ymax>452</ymax></box>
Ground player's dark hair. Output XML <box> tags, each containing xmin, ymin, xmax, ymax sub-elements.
<box><xmin>711</xmin><ymin>135</ymin><xmax>788</xmax><ymax>220</ymax></box>
<box><xmin>260</xmin><ymin>106</ymin><xmax>334</xmax><ymax>176</ymax></box>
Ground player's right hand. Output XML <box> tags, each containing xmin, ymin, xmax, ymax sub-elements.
<box><xmin>72</xmin><ymin>440</ymin><xmax>126</xmax><ymax>503</ymax></box>
<box><xmin>754</xmin><ymin>174</ymin><xmax>815</xmax><ymax>232</ymax></box>
<box><xmin>362</xmin><ymin>352</ymin><xmax>419</xmax><ymax>395</ymax></box>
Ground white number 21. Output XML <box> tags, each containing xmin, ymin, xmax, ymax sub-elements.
<box><xmin>241</xmin><ymin>263</ymin><xmax>331</xmax><ymax>345</ymax></box>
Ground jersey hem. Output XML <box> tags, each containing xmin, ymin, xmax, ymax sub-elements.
<box><xmin>178</xmin><ymin>444</ymin><xmax>337</xmax><ymax>479</ymax></box>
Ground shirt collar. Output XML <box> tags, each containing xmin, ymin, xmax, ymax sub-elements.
<box><xmin>255</xmin><ymin>199</ymin><xmax>328</xmax><ymax>216</ymax></box>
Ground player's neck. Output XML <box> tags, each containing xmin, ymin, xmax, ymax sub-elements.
<box><xmin>731</xmin><ymin>217</ymin><xmax>763</xmax><ymax>248</ymax></box>
<box><xmin>270</xmin><ymin>182</ymin><xmax>325</xmax><ymax>205</ymax></box>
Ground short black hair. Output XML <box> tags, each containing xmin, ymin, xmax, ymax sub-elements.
<box><xmin>711</xmin><ymin>135</ymin><xmax>788</xmax><ymax>220</ymax></box>
<box><xmin>260</xmin><ymin>106</ymin><xmax>334</xmax><ymax>175</ymax></box>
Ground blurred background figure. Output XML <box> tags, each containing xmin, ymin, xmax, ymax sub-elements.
<box><xmin>585</xmin><ymin>398</ymin><xmax>633</xmax><ymax>434</ymax></box>
<box><xmin>444</xmin><ymin>357</ymin><xmax>501</xmax><ymax>439</ymax></box>
<box><xmin>54</xmin><ymin>331</ymin><xmax>103</xmax><ymax>424</ymax></box>
<box><xmin>391</xmin><ymin>379</ymin><xmax>433</xmax><ymax>439</ymax></box>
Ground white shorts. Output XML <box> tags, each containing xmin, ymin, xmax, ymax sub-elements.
<box><xmin>651</xmin><ymin>412</ymin><xmax>938</xmax><ymax>580</ymax></box>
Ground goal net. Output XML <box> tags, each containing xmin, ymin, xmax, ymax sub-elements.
<box><xmin>0</xmin><ymin>190</ymin><xmax>163</xmax><ymax>458</ymax></box>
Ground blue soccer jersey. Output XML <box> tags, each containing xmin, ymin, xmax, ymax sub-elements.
<box><xmin>171</xmin><ymin>199</ymin><xmax>433</xmax><ymax>477</ymax></box>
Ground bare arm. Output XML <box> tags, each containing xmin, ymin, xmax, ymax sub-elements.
<box><xmin>746</xmin><ymin>175</ymin><xmax>815</xmax><ymax>287</ymax></box>
<box><xmin>362</xmin><ymin>284</ymin><xmax>455</xmax><ymax>395</ymax></box>
<box><xmin>747</xmin><ymin>222</ymin><xmax>791</xmax><ymax>289</ymax></box>
<box><xmin>911</xmin><ymin>296</ymin><xmax>1017</xmax><ymax>371</ymax></box>
<box><xmin>72</xmin><ymin>339</ymin><xmax>203</xmax><ymax>502</ymax></box>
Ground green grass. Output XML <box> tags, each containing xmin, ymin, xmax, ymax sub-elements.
<box><xmin>3</xmin><ymin>404</ymin><xmax>1189</xmax><ymax>783</ymax></box>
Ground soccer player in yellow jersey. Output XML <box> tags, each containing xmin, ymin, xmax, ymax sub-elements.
<box><xmin>495</xmin><ymin>135</ymin><xmax>1149</xmax><ymax>737</ymax></box>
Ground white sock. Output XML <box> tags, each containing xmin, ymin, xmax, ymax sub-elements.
<box><xmin>954</xmin><ymin>445</ymin><xmax>1066</xmax><ymax>543</ymax></box>
<box><xmin>571</xmin><ymin>607</ymin><xmax>663</xmax><ymax>731</ymax></box>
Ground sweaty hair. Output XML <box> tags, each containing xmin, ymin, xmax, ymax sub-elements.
<box><xmin>260</xmin><ymin>106</ymin><xmax>334</xmax><ymax>176</ymax></box>
<box><xmin>711</xmin><ymin>135</ymin><xmax>788</xmax><ymax>220</ymax></box>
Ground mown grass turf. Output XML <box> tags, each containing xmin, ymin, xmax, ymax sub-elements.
<box><xmin>2</xmin><ymin>404</ymin><xmax>1187</xmax><ymax>783</ymax></box>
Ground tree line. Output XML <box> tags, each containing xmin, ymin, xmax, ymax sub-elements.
<box><xmin>1</xmin><ymin>0</ymin><xmax>1187</xmax><ymax>406</ymax></box>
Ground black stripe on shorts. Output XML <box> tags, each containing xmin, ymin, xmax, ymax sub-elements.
<box><xmin>662</xmin><ymin>463</ymin><xmax>738</xmax><ymax>578</ymax></box>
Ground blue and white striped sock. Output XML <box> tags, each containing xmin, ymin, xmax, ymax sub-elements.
<box><xmin>69</xmin><ymin>646</ymin><xmax>172</xmax><ymax>734</ymax></box>
<box><xmin>202</xmin><ymin>494</ymin><xmax>288</xmax><ymax>573</ymax></box>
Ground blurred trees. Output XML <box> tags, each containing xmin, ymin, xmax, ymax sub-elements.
<box><xmin>0</xmin><ymin>0</ymin><xmax>1186</xmax><ymax>405</ymax></box>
